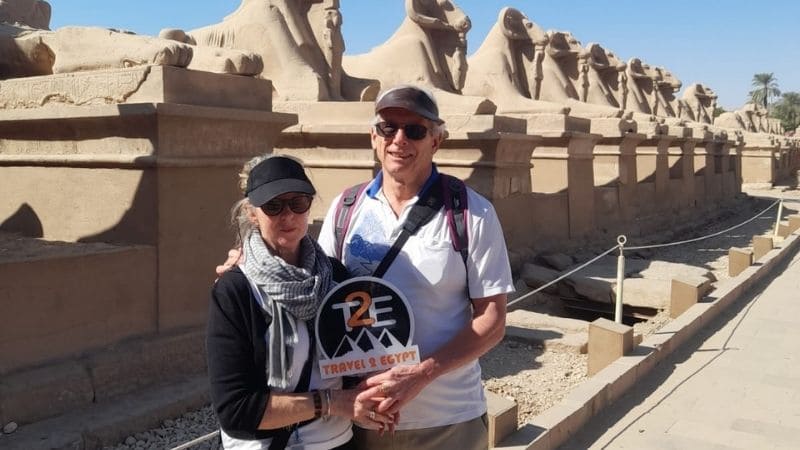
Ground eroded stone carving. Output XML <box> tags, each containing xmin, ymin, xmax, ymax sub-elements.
<box><xmin>768</xmin><ymin>117</ymin><xmax>783</xmax><ymax>135</ymax></box>
<box><xmin>0</xmin><ymin>66</ymin><xmax>151</xmax><ymax>108</ymax></box>
<box><xmin>0</xmin><ymin>0</ymin><xmax>202</xmax><ymax>79</ymax></box>
<box><xmin>622</xmin><ymin>57</ymin><xmax>656</xmax><ymax>116</ymax></box>
<box><xmin>681</xmin><ymin>83</ymin><xmax>716</xmax><ymax>125</ymax></box>
<box><xmin>581</xmin><ymin>43</ymin><xmax>626</xmax><ymax>111</ymax></box>
<box><xmin>343</xmin><ymin>0</ymin><xmax>494</xmax><ymax>114</ymax></box>
<box><xmin>536</xmin><ymin>30</ymin><xmax>624</xmax><ymax>118</ymax></box>
<box><xmin>715</xmin><ymin>102</ymin><xmax>784</xmax><ymax>140</ymax></box>
<box><xmin>462</xmin><ymin>7</ymin><xmax>567</xmax><ymax>114</ymax></box>
<box><xmin>161</xmin><ymin>0</ymin><xmax>377</xmax><ymax>101</ymax></box>
<box><xmin>715</xmin><ymin>110</ymin><xmax>748</xmax><ymax>131</ymax></box>
<box><xmin>652</xmin><ymin>67</ymin><xmax>682</xmax><ymax>118</ymax></box>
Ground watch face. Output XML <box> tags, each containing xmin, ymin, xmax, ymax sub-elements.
<box><xmin>315</xmin><ymin>276</ymin><xmax>419</xmax><ymax>378</ymax></box>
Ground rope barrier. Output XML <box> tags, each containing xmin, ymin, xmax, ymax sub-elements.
<box><xmin>506</xmin><ymin>244</ymin><xmax>620</xmax><ymax>309</ymax></box>
<box><xmin>170</xmin><ymin>430</ymin><xmax>220</xmax><ymax>450</ymax></box>
<box><xmin>507</xmin><ymin>197</ymin><xmax>785</xmax><ymax>312</ymax></box>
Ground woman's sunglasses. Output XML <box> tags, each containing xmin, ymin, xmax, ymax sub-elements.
<box><xmin>260</xmin><ymin>195</ymin><xmax>313</xmax><ymax>216</ymax></box>
<box><xmin>374</xmin><ymin>121</ymin><xmax>429</xmax><ymax>140</ymax></box>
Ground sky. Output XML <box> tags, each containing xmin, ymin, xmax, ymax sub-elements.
<box><xmin>48</xmin><ymin>0</ymin><xmax>799</xmax><ymax>111</ymax></box>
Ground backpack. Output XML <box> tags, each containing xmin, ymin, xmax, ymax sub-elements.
<box><xmin>332</xmin><ymin>173</ymin><xmax>469</xmax><ymax>268</ymax></box>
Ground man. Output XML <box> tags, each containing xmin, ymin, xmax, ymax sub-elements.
<box><xmin>316</xmin><ymin>85</ymin><xmax>513</xmax><ymax>449</ymax></box>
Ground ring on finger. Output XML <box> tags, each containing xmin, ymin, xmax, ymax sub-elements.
<box><xmin>379</xmin><ymin>384</ymin><xmax>389</xmax><ymax>395</ymax></box>
<box><xmin>368</xmin><ymin>410</ymin><xmax>376</xmax><ymax>420</ymax></box>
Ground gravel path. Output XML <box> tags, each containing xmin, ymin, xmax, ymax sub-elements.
<box><xmin>101</xmin><ymin>184</ymin><xmax>799</xmax><ymax>449</ymax></box>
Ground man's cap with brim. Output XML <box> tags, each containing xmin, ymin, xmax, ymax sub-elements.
<box><xmin>245</xmin><ymin>157</ymin><xmax>316</xmax><ymax>207</ymax></box>
<box><xmin>375</xmin><ymin>86</ymin><xmax>444</xmax><ymax>124</ymax></box>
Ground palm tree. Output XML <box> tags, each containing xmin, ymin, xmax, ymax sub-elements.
<box><xmin>772</xmin><ymin>91</ymin><xmax>800</xmax><ymax>131</ymax></box>
<box><xmin>749</xmin><ymin>72</ymin><xmax>781</xmax><ymax>108</ymax></box>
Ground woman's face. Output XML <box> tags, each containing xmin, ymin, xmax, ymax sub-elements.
<box><xmin>251</xmin><ymin>192</ymin><xmax>311</xmax><ymax>257</ymax></box>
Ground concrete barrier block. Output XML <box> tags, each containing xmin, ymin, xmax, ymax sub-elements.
<box><xmin>788</xmin><ymin>215</ymin><xmax>800</xmax><ymax>234</ymax></box>
<box><xmin>669</xmin><ymin>275</ymin><xmax>707</xmax><ymax>319</ymax></box>
<box><xmin>587</xmin><ymin>318</ymin><xmax>633</xmax><ymax>376</ymax></box>
<box><xmin>777</xmin><ymin>223</ymin><xmax>791</xmax><ymax>238</ymax></box>
<box><xmin>751</xmin><ymin>235</ymin><xmax>774</xmax><ymax>261</ymax></box>
<box><xmin>486</xmin><ymin>389</ymin><xmax>518</xmax><ymax>448</ymax></box>
<box><xmin>728</xmin><ymin>247</ymin><xmax>753</xmax><ymax>277</ymax></box>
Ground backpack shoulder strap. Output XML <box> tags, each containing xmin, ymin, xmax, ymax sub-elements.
<box><xmin>372</xmin><ymin>179</ymin><xmax>445</xmax><ymax>278</ymax></box>
<box><xmin>333</xmin><ymin>182</ymin><xmax>368</xmax><ymax>260</ymax></box>
<box><xmin>441</xmin><ymin>174</ymin><xmax>469</xmax><ymax>266</ymax></box>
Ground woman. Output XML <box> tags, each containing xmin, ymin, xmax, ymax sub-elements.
<box><xmin>208</xmin><ymin>155</ymin><xmax>391</xmax><ymax>450</ymax></box>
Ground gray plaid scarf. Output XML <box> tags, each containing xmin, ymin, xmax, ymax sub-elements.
<box><xmin>241</xmin><ymin>232</ymin><xmax>333</xmax><ymax>389</ymax></box>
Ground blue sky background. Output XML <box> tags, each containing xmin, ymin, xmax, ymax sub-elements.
<box><xmin>49</xmin><ymin>1</ymin><xmax>799</xmax><ymax>110</ymax></box>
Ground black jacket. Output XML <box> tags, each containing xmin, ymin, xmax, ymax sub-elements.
<box><xmin>207</xmin><ymin>259</ymin><xmax>348</xmax><ymax>440</ymax></box>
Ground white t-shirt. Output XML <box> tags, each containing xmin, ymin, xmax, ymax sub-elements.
<box><xmin>317</xmin><ymin>172</ymin><xmax>514</xmax><ymax>430</ymax></box>
<box><xmin>222</xmin><ymin>301</ymin><xmax>352</xmax><ymax>449</ymax></box>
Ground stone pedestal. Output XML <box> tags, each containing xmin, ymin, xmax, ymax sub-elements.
<box><xmin>788</xmin><ymin>215</ymin><xmax>800</xmax><ymax>235</ymax></box>
<box><xmin>486</xmin><ymin>390</ymin><xmax>518</xmax><ymax>447</ymax></box>
<box><xmin>0</xmin><ymin>68</ymin><xmax>296</xmax><ymax>366</ymax></box>
<box><xmin>669</xmin><ymin>276</ymin><xmax>707</xmax><ymax>319</ymax></box>
<box><xmin>752</xmin><ymin>235</ymin><xmax>774</xmax><ymax>261</ymax></box>
<box><xmin>587</xmin><ymin>318</ymin><xmax>633</xmax><ymax>376</ymax></box>
<box><xmin>676</xmin><ymin>135</ymin><xmax>699</xmax><ymax>211</ymax></box>
<box><xmin>726</xmin><ymin>135</ymin><xmax>744</xmax><ymax>198</ymax></box>
<box><xmin>691</xmin><ymin>128</ymin><xmax>714</xmax><ymax>210</ymax></box>
<box><xmin>728</xmin><ymin>247</ymin><xmax>753</xmax><ymax>277</ymax></box>
<box><xmin>634</xmin><ymin>135</ymin><xmax>667</xmax><ymax>218</ymax></box>
<box><xmin>703</xmin><ymin>138</ymin><xmax>723</xmax><ymax>206</ymax></box>
<box><xmin>527</xmin><ymin>115</ymin><xmax>600</xmax><ymax>241</ymax></box>
<box><xmin>593</xmin><ymin>129</ymin><xmax>645</xmax><ymax>233</ymax></box>
<box><xmin>740</xmin><ymin>132</ymin><xmax>779</xmax><ymax>187</ymax></box>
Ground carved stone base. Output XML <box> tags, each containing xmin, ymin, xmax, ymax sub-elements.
<box><xmin>0</xmin><ymin>65</ymin><xmax>273</xmax><ymax>111</ymax></box>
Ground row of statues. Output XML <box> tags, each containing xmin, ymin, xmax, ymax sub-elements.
<box><xmin>0</xmin><ymin>0</ymin><xmax>783</xmax><ymax>134</ymax></box>
<box><xmin>462</xmin><ymin>7</ymin><xmax>720</xmax><ymax>126</ymax></box>
<box><xmin>716</xmin><ymin>102</ymin><xmax>784</xmax><ymax>135</ymax></box>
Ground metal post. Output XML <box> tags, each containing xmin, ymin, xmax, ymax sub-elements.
<box><xmin>615</xmin><ymin>235</ymin><xmax>627</xmax><ymax>324</ymax></box>
<box><xmin>774</xmin><ymin>198</ymin><xmax>784</xmax><ymax>237</ymax></box>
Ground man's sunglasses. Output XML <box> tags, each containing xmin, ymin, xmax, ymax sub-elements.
<box><xmin>260</xmin><ymin>195</ymin><xmax>313</xmax><ymax>216</ymax></box>
<box><xmin>374</xmin><ymin>122</ymin><xmax>429</xmax><ymax>140</ymax></box>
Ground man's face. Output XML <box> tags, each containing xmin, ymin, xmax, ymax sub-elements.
<box><xmin>371</xmin><ymin>107</ymin><xmax>440</xmax><ymax>183</ymax></box>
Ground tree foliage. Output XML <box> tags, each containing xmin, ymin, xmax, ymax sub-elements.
<box><xmin>771</xmin><ymin>91</ymin><xmax>800</xmax><ymax>132</ymax></box>
<box><xmin>749</xmin><ymin>72</ymin><xmax>781</xmax><ymax>109</ymax></box>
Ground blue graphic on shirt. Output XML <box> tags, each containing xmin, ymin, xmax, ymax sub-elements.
<box><xmin>348</xmin><ymin>234</ymin><xmax>390</xmax><ymax>275</ymax></box>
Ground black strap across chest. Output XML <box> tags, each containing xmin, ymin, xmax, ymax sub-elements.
<box><xmin>372</xmin><ymin>177</ymin><xmax>447</xmax><ymax>278</ymax></box>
